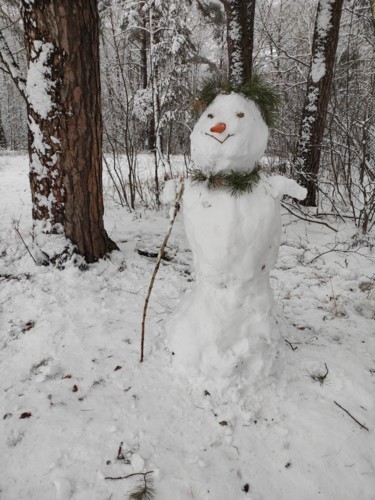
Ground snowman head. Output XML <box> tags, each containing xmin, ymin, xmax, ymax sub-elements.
<box><xmin>190</xmin><ymin>92</ymin><xmax>269</xmax><ymax>173</ymax></box>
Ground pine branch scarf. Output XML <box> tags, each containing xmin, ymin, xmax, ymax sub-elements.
<box><xmin>190</xmin><ymin>167</ymin><xmax>261</xmax><ymax>197</ymax></box>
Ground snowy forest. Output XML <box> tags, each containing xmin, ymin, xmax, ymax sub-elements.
<box><xmin>1</xmin><ymin>1</ymin><xmax>375</xmax><ymax>499</ymax></box>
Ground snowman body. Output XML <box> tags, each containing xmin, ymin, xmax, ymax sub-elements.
<box><xmin>166</xmin><ymin>93</ymin><xmax>306</xmax><ymax>380</ymax></box>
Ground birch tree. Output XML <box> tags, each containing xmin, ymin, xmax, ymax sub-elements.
<box><xmin>294</xmin><ymin>0</ymin><xmax>344</xmax><ymax>206</ymax></box>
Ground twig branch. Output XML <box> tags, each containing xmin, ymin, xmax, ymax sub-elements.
<box><xmin>13</xmin><ymin>223</ymin><xmax>37</xmax><ymax>265</ymax></box>
<box><xmin>309</xmin><ymin>245</ymin><xmax>373</xmax><ymax>264</ymax></box>
<box><xmin>334</xmin><ymin>401</ymin><xmax>369</xmax><ymax>431</ymax></box>
<box><xmin>116</xmin><ymin>441</ymin><xmax>125</xmax><ymax>460</ymax></box>
<box><xmin>0</xmin><ymin>30</ymin><xmax>27</xmax><ymax>102</ymax></box>
<box><xmin>105</xmin><ymin>471</ymin><xmax>154</xmax><ymax>481</ymax></box>
<box><xmin>281</xmin><ymin>201</ymin><xmax>338</xmax><ymax>232</ymax></box>
<box><xmin>140</xmin><ymin>179</ymin><xmax>184</xmax><ymax>362</ymax></box>
<box><xmin>285</xmin><ymin>339</ymin><xmax>298</xmax><ymax>351</ymax></box>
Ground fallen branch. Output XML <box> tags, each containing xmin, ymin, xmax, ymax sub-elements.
<box><xmin>105</xmin><ymin>471</ymin><xmax>154</xmax><ymax>481</ymax></box>
<box><xmin>334</xmin><ymin>401</ymin><xmax>369</xmax><ymax>432</ymax></box>
<box><xmin>281</xmin><ymin>201</ymin><xmax>338</xmax><ymax>232</ymax></box>
<box><xmin>140</xmin><ymin>179</ymin><xmax>184</xmax><ymax>363</ymax></box>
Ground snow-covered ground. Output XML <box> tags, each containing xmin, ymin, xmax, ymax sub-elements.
<box><xmin>1</xmin><ymin>155</ymin><xmax>375</xmax><ymax>500</ymax></box>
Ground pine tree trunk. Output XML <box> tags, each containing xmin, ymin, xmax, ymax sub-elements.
<box><xmin>294</xmin><ymin>0</ymin><xmax>344</xmax><ymax>207</ymax></box>
<box><xmin>370</xmin><ymin>0</ymin><xmax>375</xmax><ymax>35</ymax></box>
<box><xmin>221</xmin><ymin>0</ymin><xmax>256</xmax><ymax>86</ymax></box>
<box><xmin>22</xmin><ymin>0</ymin><xmax>115</xmax><ymax>263</ymax></box>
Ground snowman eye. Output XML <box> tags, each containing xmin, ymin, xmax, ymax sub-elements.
<box><xmin>207</xmin><ymin>113</ymin><xmax>214</xmax><ymax>119</ymax></box>
<box><xmin>237</xmin><ymin>112</ymin><xmax>245</xmax><ymax>118</ymax></box>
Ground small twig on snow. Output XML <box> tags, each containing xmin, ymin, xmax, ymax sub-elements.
<box><xmin>140</xmin><ymin>178</ymin><xmax>184</xmax><ymax>362</ymax></box>
<box><xmin>285</xmin><ymin>339</ymin><xmax>298</xmax><ymax>351</ymax></box>
<box><xmin>105</xmin><ymin>471</ymin><xmax>154</xmax><ymax>481</ymax></box>
<box><xmin>334</xmin><ymin>401</ymin><xmax>369</xmax><ymax>432</ymax></box>
<box><xmin>117</xmin><ymin>441</ymin><xmax>125</xmax><ymax>460</ymax></box>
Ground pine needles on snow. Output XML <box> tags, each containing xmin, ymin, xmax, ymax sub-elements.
<box><xmin>195</xmin><ymin>74</ymin><xmax>280</xmax><ymax>127</ymax></box>
<box><xmin>129</xmin><ymin>474</ymin><xmax>155</xmax><ymax>500</ymax></box>
<box><xmin>190</xmin><ymin>167</ymin><xmax>261</xmax><ymax>196</ymax></box>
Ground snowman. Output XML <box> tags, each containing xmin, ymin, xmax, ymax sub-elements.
<box><xmin>165</xmin><ymin>89</ymin><xmax>306</xmax><ymax>383</ymax></box>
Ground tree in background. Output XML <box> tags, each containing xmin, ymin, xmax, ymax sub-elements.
<box><xmin>0</xmin><ymin>1</ymin><xmax>27</xmax><ymax>149</ymax></box>
<box><xmin>293</xmin><ymin>0</ymin><xmax>344</xmax><ymax>206</ymax></box>
<box><xmin>0</xmin><ymin>0</ymin><xmax>115</xmax><ymax>263</ymax></box>
<box><xmin>326</xmin><ymin>0</ymin><xmax>375</xmax><ymax>232</ymax></box>
<box><xmin>219</xmin><ymin>0</ymin><xmax>256</xmax><ymax>85</ymax></box>
<box><xmin>0</xmin><ymin>106</ymin><xmax>6</xmax><ymax>148</ymax></box>
<box><xmin>102</xmin><ymin>0</ymin><xmax>198</xmax><ymax>206</ymax></box>
<box><xmin>0</xmin><ymin>0</ymin><xmax>374</xmax><ymax>232</ymax></box>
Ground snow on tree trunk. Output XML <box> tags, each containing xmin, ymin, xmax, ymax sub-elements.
<box><xmin>294</xmin><ymin>0</ymin><xmax>344</xmax><ymax>207</ymax></box>
<box><xmin>22</xmin><ymin>0</ymin><xmax>113</xmax><ymax>263</ymax></box>
<box><xmin>221</xmin><ymin>0</ymin><xmax>256</xmax><ymax>86</ymax></box>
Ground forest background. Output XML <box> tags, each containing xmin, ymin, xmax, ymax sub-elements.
<box><xmin>0</xmin><ymin>0</ymin><xmax>374</xmax><ymax>248</ymax></box>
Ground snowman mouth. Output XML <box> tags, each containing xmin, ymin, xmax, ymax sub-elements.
<box><xmin>204</xmin><ymin>132</ymin><xmax>234</xmax><ymax>144</ymax></box>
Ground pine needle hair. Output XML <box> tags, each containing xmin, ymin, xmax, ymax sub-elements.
<box><xmin>193</xmin><ymin>74</ymin><xmax>280</xmax><ymax>128</ymax></box>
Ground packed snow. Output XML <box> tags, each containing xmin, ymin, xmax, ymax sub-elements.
<box><xmin>190</xmin><ymin>93</ymin><xmax>268</xmax><ymax>172</ymax></box>
<box><xmin>26</xmin><ymin>40</ymin><xmax>55</xmax><ymax>119</ymax></box>
<box><xmin>1</xmin><ymin>153</ymin><xmax>375</xmax><ymax>500</ymax></box>
<box><xmin>168</xmin><ymin>93</ymin><xmax>307</xmax><ymax>384</ymax></box>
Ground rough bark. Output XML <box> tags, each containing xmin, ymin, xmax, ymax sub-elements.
<box><xmin>370</xmin><ymin>0</ymin><xmax>375</xmax><ymax>35</ymax></box>
<box><xmin>294</xmin><ymin>0</ymin><xmax>344</xmax><ymax>206</ymax></box>
<box><xmin>22</xmin><ymin>0</ymin><xmax>115</xmax><ymax>263</ymax></box>
<box><xmin>221</xmin><ymin>0</ymin><xmax>256</xmax><ymax>86</ymax></box>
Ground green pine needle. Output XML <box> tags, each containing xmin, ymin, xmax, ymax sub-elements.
<box><xmin>195</xmin><ymin>74</ymin><xmax>280</xmax><ymax>127</ymax></box>
<box><xmin>128</xmin><ymin>474</ymin><xmax>155</xmax><ymax>500</ymax></box>
<box><xmin>190</xmin><ymin>167</ymin><xmax>261</xmax><ymax>196</ymax></box>
<box><xmin>129</xmin><ymin>484</ymin><xmax>155</xmax><ymax>500</ymax></box>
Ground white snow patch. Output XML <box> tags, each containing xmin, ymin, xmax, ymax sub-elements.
<box><xmin>1</xmin><ymin>155</ymin><xmax>374</xmax><ymax>500</ymax></box>
<box><xmin>26</xmin><ymin>41</ymin><xmax>55</xmax><ymax>119</ymax></box>
<box><xmin>28</xmin><ymin>115</ymin><xmax>50</xmax><ymax>156</ymax></box>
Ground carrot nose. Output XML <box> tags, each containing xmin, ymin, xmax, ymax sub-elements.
<box><xmin>210</xmin><ymin>122</ymin><xmax>226</xmax><ymax>134</ymax></box>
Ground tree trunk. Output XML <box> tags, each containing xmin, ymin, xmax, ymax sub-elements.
<box><xmin>22</xmin><ymin>0</ymin><xmax>115</xmax><ymax>262</ymax></box>
<box><xmin>369</xmin><ymin>0</ymin><xmax>375</xmax><ymax>35</ymax></box>
<box><xmin>149</xmin><ymin>1</ymin><xmax>162</xmax><ymax>206</ymax></box>
<box><xmin>221</xmin><ymin>0</ymin><xmax>256</xmax><ymax>86</ymax></box>
<box><xmin>0</xmin><ymin>106</ymin><xmax>7</xmax><ymax>149</ymax></box>
<box><xmin>294</xmin><ymin>0</ymin><xmax>344</xmax><ymax>206</ymax></box>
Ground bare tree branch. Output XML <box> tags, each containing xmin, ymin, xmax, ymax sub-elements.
<box><xmin>0</xmin><ymin>29</ymin><xmax>27</xmax><ymax>101</ymax></box>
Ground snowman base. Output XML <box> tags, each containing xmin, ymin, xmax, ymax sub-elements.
<box><xmin>166</xmin><ymin>278</ymin><xmax>283</xmax><ymax>383</ymax></box>
<box><xmin>164</xmin><ymin>176</ymin><xmax>306</xmax><ymax>382</ymax></box>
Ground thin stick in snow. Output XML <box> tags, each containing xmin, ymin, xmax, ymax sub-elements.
<box><xmin>334</xmin><ymin>401</ymin><xmax>369</xmax><ymax>432</ymax></box>
<box><xmin>140</xmin><ymin>179</ymin><xmax>184</xmax><ymax>363</ymax></box>
<box><xmin>105</xmin><ymin>471</ymin><xmax>154</xmax><ymax>481</ymax></box>
<box><xmin>13</xmin><ymin>223</ymin><xmax>37</xmax><ymax>265</ymax></box>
